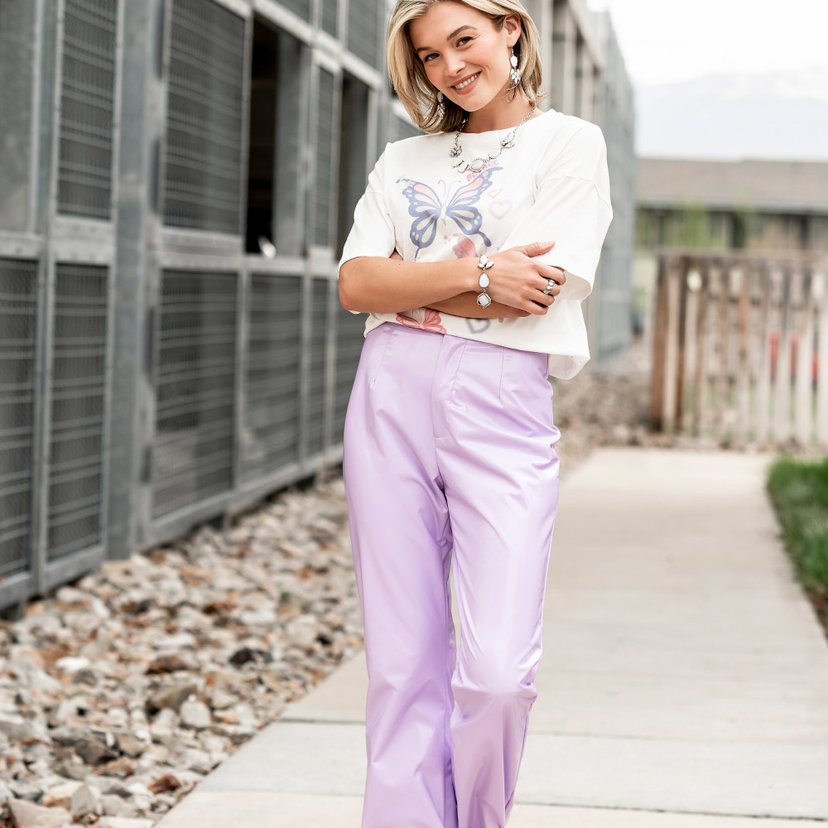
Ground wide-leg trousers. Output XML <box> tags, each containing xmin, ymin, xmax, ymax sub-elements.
<box><xmin>342</xmin><ymin>322</ymin><xmax>561</xmax><ymax>828</ymax></box>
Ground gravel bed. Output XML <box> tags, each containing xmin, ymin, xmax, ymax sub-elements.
<box><xmin>0</xmin><ymin>479</ymin><xmax>361</xmax><ymax>826</ymax></box>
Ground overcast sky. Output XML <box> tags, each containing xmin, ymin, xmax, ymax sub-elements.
<box><xmin>585</xmin><ymin>0</ymin><xmax>828</xmax><ymax>86</ymax></box>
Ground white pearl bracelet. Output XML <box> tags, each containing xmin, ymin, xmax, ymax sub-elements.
<box><xmin>476</xmin><ymin>253</ymin><xmax>494</xmax><ymax>308</ymax></box>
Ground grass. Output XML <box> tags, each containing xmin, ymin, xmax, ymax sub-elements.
<box><xmin>767</xmin><ymin>456</ymin><xmax>828</xmax><ymax>628</ymax></box>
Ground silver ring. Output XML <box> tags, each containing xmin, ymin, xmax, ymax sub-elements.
<box><xmin>541</xmin><ymin>279</ymin><xmax>555</xmax><ymax>295</ymax></box>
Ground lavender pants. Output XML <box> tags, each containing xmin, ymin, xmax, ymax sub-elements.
<box><xmin>342</xmin><ymin>321</ymin><xmax>561</xmax><ymax>828</ymax></box>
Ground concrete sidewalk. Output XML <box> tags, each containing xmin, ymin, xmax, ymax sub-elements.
<box><xmin>158</xmin><ymin>448</ymin><xmax>828</xmax><ymax>827</ymax></box>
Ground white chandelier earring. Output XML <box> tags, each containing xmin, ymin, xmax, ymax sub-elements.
<box><xmin>436</xmin><ymin>90</ymin><xmax>445</xmax><ymax>120</ymax></box>
<box><xmin>509</xmin><ymin>48</ymin><xmax>522</xmax><ymax>86</ymax></box>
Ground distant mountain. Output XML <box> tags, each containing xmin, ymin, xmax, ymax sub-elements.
<box><xmin>635</xmin><ymin>69</ymin><xmax>828</xmax><ymax>161</ymax></box>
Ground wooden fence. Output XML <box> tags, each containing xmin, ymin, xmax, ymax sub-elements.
<box><xmin>651</xmin><ymin>250</ymin><xmax>828</xmax><ymax>448</ymax></box>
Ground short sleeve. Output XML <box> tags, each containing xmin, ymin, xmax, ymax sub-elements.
<box><xmin>338</xmin><ymin>142</ymin><xmax>396</xmax><ymax>298</ymax></box>
<box><xmin>498</xmin><ymin>124</ymin><xmax>613</xmax><ymax>302</ymax></box>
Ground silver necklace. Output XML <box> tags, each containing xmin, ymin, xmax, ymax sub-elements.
<box><xmin>449</xmin><ymin>104</ymin><xmax>537</xmax><ymax>173</ymax></box>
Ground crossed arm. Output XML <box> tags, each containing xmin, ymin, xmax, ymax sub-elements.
<box><xmin>387</xmin><ymin>249</ymin><xmax>528</xmax><ymax>320</ymax></box>
<box><xmin>340</xmin><ymin>245</ymin><xmax>565</xmax><ymax>317</ymax></box>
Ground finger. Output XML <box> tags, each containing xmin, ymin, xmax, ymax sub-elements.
<box><xmin>534</xmin><ymin>296</ymin><xmax>555</xmax><ymax>312</ymax></box>
<box><xmin>536</xmin><ymin>279</ymin><xmax>561</xmax><ymax>297</ymax></box>
<box><xmin>526</xmin><ymin>296</ymin><xmax>553</xmax><ymax>314</ymax></box>
<box><xmin>532</xmin><ymin>277</ymin><xmax>560</xmax><ymax>299</ymax></box>
<box><xmin>531</xmin><ymin>283</ymin><xmax>558</xmax><ymax>306</ymax></box>
<box><xmin>521</xmin><ymin>240</ymin><xmax>556</xmax><ymax>256</ymax></box>
<box><xmin>540</xmin><ymin>265</ymin><xmax>566</xmax><ymax>284</ymax></box>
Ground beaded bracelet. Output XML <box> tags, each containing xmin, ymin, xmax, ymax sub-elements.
<box><xmin>476</xmin><ymin>253</ymin><xmax>494</xmax><ymax>307</ymax></box>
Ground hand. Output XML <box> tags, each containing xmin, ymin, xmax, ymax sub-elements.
<box><xmin>484</xmin><ymin>241</ymin><xmax>566</xmax><ymax>315</ymax></box>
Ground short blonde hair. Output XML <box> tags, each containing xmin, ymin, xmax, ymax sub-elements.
<box><xmin>386</xmin><ymin>0</ymin><xmax>546</xmax><ymax>134</ymax></box>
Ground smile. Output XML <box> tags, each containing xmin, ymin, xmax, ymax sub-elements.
<box><xmin>452</xmin><ymin>72</ymin><xmax>480</xmax><ymax>91</ymax></box>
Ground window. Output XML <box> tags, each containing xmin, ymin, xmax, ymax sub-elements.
<box><xmin>336</xmin><ymin>72</ymin><xmax>370</xmax><ymax>257</ymax></box>
<box><xmin>244</xmin><ymin>19</ymin><xmax>304</xmax><ymax>255</ymax></box>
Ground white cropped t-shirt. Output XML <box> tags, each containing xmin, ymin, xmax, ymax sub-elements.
<box><xmin>337</xmin><ymin>107</ymin><xmax>613</xmax><ymax>380</ymax></box>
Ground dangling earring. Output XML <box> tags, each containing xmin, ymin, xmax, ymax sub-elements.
<box><xmin>509</xmin><ymin>47</ymin><xmax>522</xmax><ymax>86</ymax></box>
<box><xmin>436</xmin><ymin>90</ymin><xmax>445</xmax><ymax>120</ymax></box>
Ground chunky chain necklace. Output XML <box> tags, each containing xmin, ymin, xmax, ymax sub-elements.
<box><xmin>449</xmin><ymin>103</ymin><xmax>537</xmax><ymax>174</ymax></box>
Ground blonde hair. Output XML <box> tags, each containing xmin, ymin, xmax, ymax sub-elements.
<box><xmin>386</xmin><ymin>0</ymin><xmax>546</xmax><ymax>134</ymax></box>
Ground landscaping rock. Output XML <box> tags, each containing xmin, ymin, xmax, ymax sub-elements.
<box><xmin>7</xmin><ymin>799</ymin><xmax>71</xmax><ymax>828</ymax></box>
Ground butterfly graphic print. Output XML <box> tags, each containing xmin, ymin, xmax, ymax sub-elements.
<box><xmin>396</xmin><ymin>167</ymin><xmax>502</xmax><ymax>260</ymax></box>
<box><xmin>395</xmin><ymin>307</ymin><xmax>448</xmax><ymax>334</ymax></box>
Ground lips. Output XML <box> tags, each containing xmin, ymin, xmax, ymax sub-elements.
<box><xmin>452</xmin><ymin>71</ymin><xmax>480</xmax><ymax>90</ymax></box>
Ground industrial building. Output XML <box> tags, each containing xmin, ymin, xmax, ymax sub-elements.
<box><xmin>0</xmin><ymin>0</ymin><xmax>634</xmax><ymax>612</ymax></box>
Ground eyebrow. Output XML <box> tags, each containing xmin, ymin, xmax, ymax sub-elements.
<box><xmin>415</xmin><ymin>25</ymin><xmax>478</xmax><ymax>54</ymax></box>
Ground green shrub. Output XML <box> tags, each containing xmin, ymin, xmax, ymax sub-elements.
<box><xmin>767</xmin><ymin>456</ymin><xmax>828</xmax><ymax>595</ymax></box>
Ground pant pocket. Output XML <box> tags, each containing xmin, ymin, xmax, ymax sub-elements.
<box><xmin>448</xmin><ymin>338</ymin><xmax>506</xmax><ymax>411</ymax></box>
<box><xmin>499</xmin><ymin>349</ymin><xmax>558</xmax><ymax>443</ymax></box>
<box><xmin>365</xmin><ymin>324</ymin><xmax>397</xmax><ymax>389</ymax></box>
<box><xmin>498</xmin><ymin>348</ymin><xmax>552</xmax><ymax>404</ymax></box>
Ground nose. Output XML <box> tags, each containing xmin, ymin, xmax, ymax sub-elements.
<box><xmin>444</xmin><ymin>53</ymin><xmax>466</xmax><ymax>81</ymax></box>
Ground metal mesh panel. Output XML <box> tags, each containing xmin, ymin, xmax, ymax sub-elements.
<box><xmin>0</xmin><ymin>1</ymin><xmax>36</xmax><ymax>231</ymax></box>
<box><xmin>0</xmin><ymin>260</ymin><xmax>37</xmax><ymax>577</ymax></box>
<box><xmin>313</xmin><ymin>68</ymin><xmax>335</xmax><ymax>247</ymax></box>
<box><xmin>390</xmin><ymin>114</ymin><xmax>421</xmax><ymax>142</ymax></box>
<box><xmin>305</xmin><ymin>278</ymin><xmax>329</xmax><ymax>456</ymax></box>
<box><xmin>279</xmin><ymin>0</ymin><xmax>311</xmax><ymax>21</ymax></box>
<box><xmin>152</xmin><ymin>270</ymin><xmax>237</xmax><ymax>519</ymax></box>
<box><xmin>332</xmin><ymin>304</ymin><xmax>365</xmax><ymax>443</ymax></box>
<box><xmin>57</xmin><ymin>0</ymin><xmax>118</xmax><ymax>219</ymax></box>
<box><xmin>47</xmin><ymin>264</ymin><xmax>109</xmax><ymax>560</ymax></box>
<box><xmin>321</xmin><ymin>0</ymin><xmax>338</xmax><ymax>36</ymax></box>
<box><xmin>347</xmin><ymin>0</ymin><xmax>381</xmax><ymax>68</ymax></box>
<box><xmin>163</xmin><ymin>0</ymin><xmax>245</xmax><ymax>234</ymax></box>
<box><xmin>241</xmin><ymin>274</ymin><xmax>302</xmax><ymax>482</ymax></box>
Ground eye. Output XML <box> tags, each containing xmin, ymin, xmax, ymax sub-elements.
<box><xmin>423</xmin><ymin>36</ymin><xmax>473</xmax><ymax>63</ymax></box>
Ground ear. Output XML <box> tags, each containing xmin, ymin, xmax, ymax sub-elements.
<box><xmin>504</xmin><ymin>13</ymin><xmax>522</xmax><ymax>47</ymax></box>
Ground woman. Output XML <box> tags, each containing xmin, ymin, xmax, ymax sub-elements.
<box><xmin>338</xmin><ymin>1</ymin><xmax>613</xmax><ymax>825</ymax></box>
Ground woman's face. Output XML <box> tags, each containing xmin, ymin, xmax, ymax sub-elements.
<box><xmin>408</xmin><ymin>2</ymin><xmax>520</xmax><ymax>112</ymax></box>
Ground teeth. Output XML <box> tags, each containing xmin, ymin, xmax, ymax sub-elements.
<box><xmin>455</xmin><ymin>73</ymin><xmax>479</xmax><ymax>90</ymax></box>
